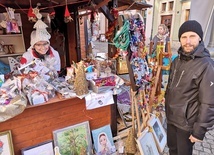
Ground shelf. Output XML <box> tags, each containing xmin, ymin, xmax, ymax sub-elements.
<box><xmin>0</xmin><ymin>53</ymin><xmax>23</xmax><ymax>58</ymax></box>
<box><xmin>0</xmin><ymin>34</ymin><xmax>22</xmax><ymax>37</ymax></box>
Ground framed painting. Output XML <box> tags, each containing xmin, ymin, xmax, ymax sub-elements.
<box><xmin>147</xmin><ymin>116</ymin><xmax>167</xmax><ymax>153</ymax></box>
<box><xmin>91</xmin><ymin>124</ymin><xmax>116</xmax><ymax>155</ymax></box>
<box><xmin>0</xmin><ymin>130</ymin><xmax>14</xmax><ymax>155</ymax></box>
<box><xmin>21</xmin><ymin>140</ymin><xmax>54</xmax><ymax>155</ymax></box>
<box><xmin>136</xmin><ymin>127</ymin><xmax>159</xmax><ymax>155</ymax></box>
<box><xmin>53</xmin><ymin>121</ymin><xmax>92</xmax><ymax>155</ymax></box>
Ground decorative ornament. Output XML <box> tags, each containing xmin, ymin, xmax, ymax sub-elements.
<box><xmin>28</xmin><ymin>0</ymin><xmax>37</xmax><ymax>22</ymax></box>
<box><xmin>54</xmin><ymin>146</ymin><xmax>61</xmax><ymax>155</ymax></box>
<box><xmin>4</xmin><ymin>7</ymin><xmax>20</xmax><ymax>33</ymax></box>
<box><xmin>33</xmin><ymin>9</ymin><xmax>51</xmax><ymax>42</ymax></box>
<box><xmin>113</xmin><ymin>20</ymin><xmax>130</xmax><ymax>51</ymax></box>
<box><xmin>64</xmin><ymin>0</ymin><xmax>73</xmax><ymax>23</ymax></box>
<box><xmin>111</xmin><ymin>8</ymin><xmax>119</xmax><ymax>19</ymax></box>
<box><xmin>6</xmin><ymin>7</ymin><xmax>15</xmax><ymax>19</ymax></box>
<box><xmin>73</xmin><ymin>61</ymin><xmax>89</xmax><ymax>96</ymax></box>
<box><xmin>125</xmin><ymin>128</ymin><xmax>137</xmax><ymax>154</ymax></box>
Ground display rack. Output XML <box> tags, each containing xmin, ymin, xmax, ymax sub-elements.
<box><xmin>0</xmin><ymin>13</ymin><xmax>25</xmax><ymax>64</ymax></box>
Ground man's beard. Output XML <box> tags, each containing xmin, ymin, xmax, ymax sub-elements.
<box><xmin>182</xmin><ymin>44</ymin><xmax>196</xmax><ymax>53</ymax></box>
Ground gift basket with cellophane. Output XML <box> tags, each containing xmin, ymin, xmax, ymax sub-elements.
<box><xmin>0</xmin><ymin>76</ymin><xmax>27</xmax><ymax>122</ymax></box>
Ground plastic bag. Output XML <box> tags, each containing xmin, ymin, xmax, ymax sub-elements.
<box><xmin>0</xmin><ymin>94</ymin><xmax>27</xmax><ymax>122</ymax></box>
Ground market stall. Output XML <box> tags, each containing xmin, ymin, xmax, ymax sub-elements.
<box><xmin>0</xmin><ymin>0</ymin><xmax>162</xmax><ymax>154</ymax></box>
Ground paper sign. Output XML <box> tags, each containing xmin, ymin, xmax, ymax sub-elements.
<box><xmin>85</xmin><ymin>90</ymin><xmax>114</xmax><ymax>110</ymax></box>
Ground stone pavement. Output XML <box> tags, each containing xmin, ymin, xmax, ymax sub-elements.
<box><xmin>161</xmin><ymin>129</ymin><xmax>214</xmax><ymax>155</ymax></box>
<box><xmin>193</xmin><ymin>129</ymin><xmax>214</xmax><ymax>155</ymax></box>
<box><xmin>93</xmin><ymin>41</ymin><xmax>214</xmax><ymax>155</ymax></box>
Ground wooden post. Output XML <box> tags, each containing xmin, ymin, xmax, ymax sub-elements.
<box><xmin>111</xmin><ymin>95</ymin><xmax>118</xmax><ymax>137</ymax></box>
<box><xmin>149</xmin><ymin>41</ymin><xmax>154</xmax><ymax>56</ymax></box>
<box><xmin>156</xmin><ymin>41</ymin><xmax>164</xmax><ymax>95</ymax></box>
<box><xmin>149</xmin><ymin>66</ymin><xmax>161</xmax><ymax>111</ymax></box>
<box><xmin>130</xmin><ymin>89</ymin><xmax>136</xmax><ymax>131</ymax></box>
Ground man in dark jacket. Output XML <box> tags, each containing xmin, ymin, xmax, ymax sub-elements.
<box><xmin>165</xmin><ymin>20</ymin><xmax>214</xmax><ymax>155</ymax></box>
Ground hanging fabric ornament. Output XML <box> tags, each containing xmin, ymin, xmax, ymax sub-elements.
<box><xmin>6</xmin><ymin>7</ymin><xmax>20</xmax><ymax>33</ymax></box>
<box><xmin>64</xmin><ymin>6</ymin><xmax>73</xmax><ymax>23</ymax></box>
<box><xmin>28</xmin><ymin>0</ymin><xmax>37</xmax><ymax>22</ymax></box>
<box><xmin>48</xmin><ymin>0</ymin><xmax>55</xmax><ymax>19</ymax></box>
<box><xmin>28</xmin><ymin>7</ymin><xmax>37</xmax><ymax>22</ymax></box>
<box><xmin>64</xmin><ymin>0</ymin><xmax>73</xmax><ymax>23</ymax></box>
<box><xmin>111</xmin><ymin>8</ymin><xmax>119</xmax><ymax>19</ymax></box>
<box><xmin>113</xmin><ymin>20</ymin><xmax>130</xmax><ymax>51</ymax></box>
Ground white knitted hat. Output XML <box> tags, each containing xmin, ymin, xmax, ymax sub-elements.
<box><xmin>30</xmin><ymin>10</ymin><xmax>51</xmax><ymax>47</ymax></box>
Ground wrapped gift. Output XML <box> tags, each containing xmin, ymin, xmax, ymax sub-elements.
<box><xmin>117</xmin><ymin>56</ymin><xmax>128</xmax><ymax>75</ymax></box>
<box><xmin>28</xmin><ymin>90</ymin><xmax>48</xmax><ymax>105</ymax></box>
<box><xmin>0</xmin><ymin>93</ymin><xmax>27</xmax><ymax>122</ymax></box>
<box><xmin>50</xmin><ymin>78</ymin><xmax>76</xmax><ymax>98</ymax></box>
<box><xmin>89</xmin><ymin>76</ymin><xmax>116</xmax><ymax>93</ymax></box>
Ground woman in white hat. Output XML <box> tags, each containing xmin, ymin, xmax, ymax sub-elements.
<box><xmin>20</xmin><ymin>11</ymin><xmax>61</xmax><ymax>72</ymax></box>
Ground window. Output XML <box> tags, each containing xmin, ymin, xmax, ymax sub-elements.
<box><xmin>162</xmin><ymin>3</ymin><xmax>166</xmax><ymax>12</ymax></box>
<box><xmin>169</xmin><ymin>1</ymin><xmax>174</xmax><ymax>11</ymax></box>
<box><xmin>185</xmin><ymin>9</ymin><xmax>190</xmax><ymax>21</ymax></box>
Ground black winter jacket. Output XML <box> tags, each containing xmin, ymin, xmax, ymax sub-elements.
<box><xmin>165</xmin><ymin>42</ymin><xmax>214</xmax><ymax>140</ymax></box>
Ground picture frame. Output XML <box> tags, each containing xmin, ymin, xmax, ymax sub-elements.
<box><xmin>136</xmin><ymin>127</ymin><xmax>159</xmax><ymax>155</ymax></box>
<box><xmin>0</xmin><ymin>130</ymin><xmax>14</xmax><ymax>155</ymax></box>
<box><xmin>91</xmin><ymin>124</ymin><xmax>116</xmax><ymax>155</ymax></box>
<box><xmin>147</xmin><ymin>116</ymin><xmax>167</xmax><ymax>153</ymax></box>
<box><xmin>53</xmin><ymin>121</ymin><xmax>92</xmax><ymax>155</ymax></box>
<box><xmin>21</xmin><ymin>140</ymin><xmax>54</xmax><ymax>155</ymax></box>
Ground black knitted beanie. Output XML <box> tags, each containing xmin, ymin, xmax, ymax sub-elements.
<box><xmin>178</xmin><ymin>20</ymin><xmax>203</xmax><ymax>41</ymax></box>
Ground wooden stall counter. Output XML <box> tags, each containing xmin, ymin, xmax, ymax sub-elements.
<box><xmin>0</xmin><ymin>96</ymin><xmax>116</xmax><ymax>155</ymax></box>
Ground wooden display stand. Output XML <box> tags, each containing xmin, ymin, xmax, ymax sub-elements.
<box><xmin>0</xmin><ymin>96</ymin><xmax>116</xmax><ymax>155</ymax></box>
<box><xmin>127</xmin><ymin>41</ymin><xmax>172</xmax><ymax>138</ymax></box>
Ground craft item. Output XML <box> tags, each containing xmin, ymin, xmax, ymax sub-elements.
<box><xmin>0</xmin><ymin>93</ymin><xmax>27</xmax><ymax>122</ymax></box>
<box><xmin>64</xmin><ymin>0</ymin><xmax>73</xmax><ymax>23</ymax></box>
<box><xmin>47</xmin><ymin>85</ymin><xmax>55</xmax><ymax>98</ymax></box>
<box><xmin>89</xmin><ymin>76</ymin><xmax>115</xmax><ymax>93</ymax></box>
<box><xmin>93</xmin><ymin>76</ymin><xmax>116</xmax><ymax>87</ymax></box>
<box><xmin>113</xmin><ymin>20</ymin><xmax>130</xmax><ymax>51</ymax></box>
<box><xmin>125</xmin><ymin>128</ymin><xmax>136</xmax><ymax>154</ymax></box>
<box><xmin>50</xmin><ymin>79</ymin><xmax>76</xmax><ymax>98</ymax></box>
<box><xmin>30</xmin><ymin>90</ymin><xmax>48</xmax><ymax>105</ymax></box>
<box><xmin>54</xmin><ymin>146</ymin><xmax>61</xmax><ymax>155</ymax></box>
<box><xmin>3</xmin><ymin>45</ymin><xmax>9</xmax><ymax>54</ymax></box>
<box><xmin>104</xmin><ymin>65</ymin><xmax>111</xmax><ymax>76</ymax></box>
<box><xmin>73</xmin><ymin>61</ymin><xmax>89</xmax><ymax>96</ymax></box>
<box><xmin>116</xmin><ymin>56</ymin><xmax>128</xmax><ymax>74</ymax></box>
<box><xmin>28</xmin><ymin>6</ymin><xmax>37</xmax><ymax>22</ymax></box>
